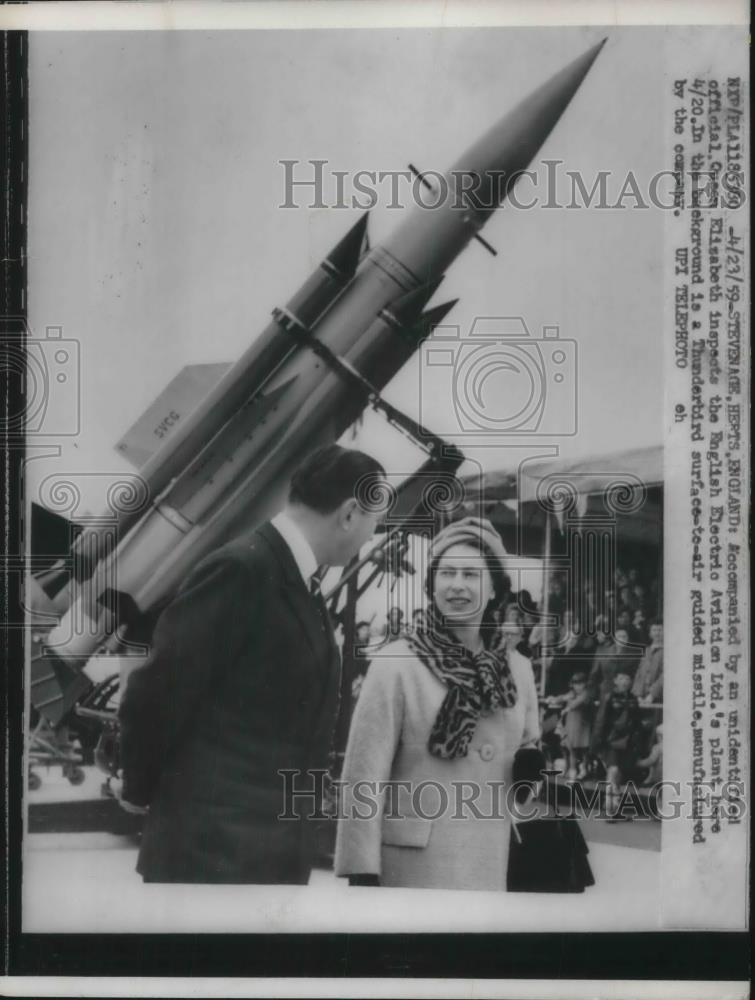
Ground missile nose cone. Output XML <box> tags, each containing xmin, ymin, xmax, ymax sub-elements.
<box><xmin>326</xmin><ymin>212</ymin><xmax>370</xmax><ymax>278</ymax></box>
<box><xmin>560</xmin><ymin>36</ymin><xmax>608</xmax><ymax>83</ymax></box>
<box><xmin>454</xmin><ymin>39</ymin><xmax>607</xmax><ymax>217</ymax></box>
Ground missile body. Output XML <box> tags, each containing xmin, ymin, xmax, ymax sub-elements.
<box><xmin>38</xmin><ymin>213</ymin><xmax>370</xmax><ymax>612</ymax></box>
<box><xmin>43</xmin><ymin>41</ymin><xmax>605</xmax><ymax>665</ymax></box>
<box><xmin>129</xmin><ymin>211</ymin><xmax>371</xmax><ymax>536</ymax></box>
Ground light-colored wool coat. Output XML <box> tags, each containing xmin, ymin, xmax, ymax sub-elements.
<box><xmin>334</xmin><ymin>639</ymin><xmax>541</xmax><ymax>891</ymax></box>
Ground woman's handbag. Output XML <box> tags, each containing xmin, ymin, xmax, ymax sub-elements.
<box><xmin>506</xmin><ymin>746</ymin><xmax>595</xmax><ymax>893</ymax></box>
<box><xmin>507</xmin><ymin>814</ymin><xmax>595</xmax><ymax>893</ymax></box>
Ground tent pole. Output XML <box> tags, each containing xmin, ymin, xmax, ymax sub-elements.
<box><xmin>540</xmin><ymin>509</ymin><xmax>551</xmax><ymax>698</ymax></box>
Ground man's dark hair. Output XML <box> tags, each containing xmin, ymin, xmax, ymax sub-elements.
<box><xmin>649</xmin><ymin>618</ymin><xmax>663</xmax><ymax>628</ymax></box>
<box><xmin>288</xmin><ymin>444</ymin><xmax>385</xmax><ymax>514</ymax></box>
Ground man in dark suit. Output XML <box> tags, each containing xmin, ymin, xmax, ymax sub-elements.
<box><xmin>118</xmin><ymin>445</ymin><xmax>385</xmax><ymax>883</ymax></box>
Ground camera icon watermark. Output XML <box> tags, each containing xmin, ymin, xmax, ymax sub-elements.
<box><xmin>0</xmin><ymin>319</ymin><xmax>81</xmax><ymax>437</ymax></box>
<box><xmin>355</xmin><ymin>462</ymin><xmax>481</xmax><ymax>535</ymax></box>
<box><xmin>419</xmin><ymin>317</ymin><xmax>578</xmax><ymax>441</ymax></box>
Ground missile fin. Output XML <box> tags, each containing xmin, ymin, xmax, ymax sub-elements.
<box><xmin>419</xmin><ymin>298</ymin><xmax>459</xmax><ymax>329</ymax></box>
<box><xmin>326</xmin><ymin>212</ymin><xmax>370</xmax><ymax>278</ymax></box>
<box><xmin>28</xmin><ymin>574</ymin><xmax>62</xmax><ymax>624</ymax></box>
<box><xmin>392</xmin><ymin>298</ymin><xmax>459</xmax><ymax>351</ymax></box>
<box><xmin>388</xmin><ymin>276</ymin><xmax>445</xmax><ymax>325</ymax></box>
<box><xmin>115</xmin><ymin>362</ymin><xmax>233</xmax><ymax>469</ymax></box>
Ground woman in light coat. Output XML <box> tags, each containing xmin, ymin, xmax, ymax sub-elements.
<box><xmin>334</xmin><ymin>518</ymin><xmax>540</xmax><ymax>891</ymax></box>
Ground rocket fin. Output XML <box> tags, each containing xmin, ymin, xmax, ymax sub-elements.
<box><xmin>30</xmin><ymin>501</ymin><xmax>84</xmax><ymax>601</ymax></box>
<box><xmin>400</xmin><ymin>299</ymin><xmax>459</xmax><ymax>345</ymax></box>
<box><xmin>387</xmin><ymin>276</ymin><xmax>445</xmax><ymax>326</ymax></box>
<box><xmin>419</xmin><ymin>299</ymin><xmax>459</xmax><ymax>328</ymax></box>
<box><xmin>115</xmin><ymin>362</ymin><xmax>232</xmax><ymax>469</ymax></box>
<box><xmin>327</xmin><ymin>212</ymin><xmax>370</xmax><ymax>277</ymax></box>
<box><xmin>241</xmin><ymin>374</ymin><xmax>300</xmax><ymax>416</ymax></box>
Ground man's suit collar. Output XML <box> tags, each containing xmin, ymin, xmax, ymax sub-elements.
<box><xmin>270</xmin><ymin>512</ymin><xmax>318</xmax><ymax>586</ymax></box>
<box><xmin>255</xmin><ymin>522</ymin><xmax>308</xmax><ymax>589</ymax></box>
<box><xmin>256</xmin><ymin>521</ymin><xmax>339</xmax><ymax>668</ymax></box>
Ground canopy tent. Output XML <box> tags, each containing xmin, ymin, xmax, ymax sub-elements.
<box><xmin>459</xmin><ymin>446</ymin><xmax>664</xmax><ymax>699</ymax></box>
<box><xmin>461</xmin><ymin>445</ymin><xmax>662</xmax><ymax>502</ymax></box>
<box><xmin>460</xmin><ymin>445</ymin><xmax>663</xmax><ymax>557</ymax></box>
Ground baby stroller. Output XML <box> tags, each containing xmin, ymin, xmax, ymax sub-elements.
<box><xmin>28</xmin><ymin>629</ymin><xmax>92</xmax><ymax>789</ymax></box>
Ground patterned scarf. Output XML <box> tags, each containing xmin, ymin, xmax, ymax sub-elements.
<box><xmin>407</xmin><ymin>605</ymin><xmax>519</xmax><ymax>759</ymax></box>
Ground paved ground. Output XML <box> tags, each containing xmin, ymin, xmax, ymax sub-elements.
<box><xmin>22</xmin><ymin>833</ymin><xmax>661</xmax><ymax>933</ymax></box>
<box><xmin>23</xmin><ymin>768</ymin><xmax>662</xmax><ymax>934</ymax></box>
<box><xmin>582</xmin><ymin>815</ymin><xmax>662</xmax><ymax>852</ymax></box>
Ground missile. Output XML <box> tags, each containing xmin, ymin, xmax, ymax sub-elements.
<box><xmin>40</xmin><ymin>40</ymin><xmax>605</xmax><ymax>668</ymax></box>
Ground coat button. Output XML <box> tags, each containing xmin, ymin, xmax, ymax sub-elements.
<box><xmin>479</xmin><ymin>743</ymin><xmax>495</xmax><ymax>761</ymax></box>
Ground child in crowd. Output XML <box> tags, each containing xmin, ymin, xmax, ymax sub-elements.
<box><xmin>637</xmin><ymin>723</ymin><xmax>663</xmax><ymax>786</ymax></box>
<box><xmin>591</xmin><ymin>667</ymin><xmax>643</xmax><ymax>820</ymax></box>
<box><xmin>560</xmin><ymin>672</ymin><xmax>592</xmax><ymax>781</ymax></box>
<box><xmin>637</xmin><ymin>724</ymin><xmax>664</xmax><ymax>818</ymax></box>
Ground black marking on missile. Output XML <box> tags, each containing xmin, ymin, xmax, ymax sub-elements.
<box><xmin>459</xmin><ymin>202</ymin><xmax>498</xmax><ymax>256</ymax></box>
<box><xmin>408</xmin><ymin>163</ymin><xmax>433</xmax><ymax>191</ymax></box>
<box><xmin>473</xmin><ymin>233</ymin><xmax>497</xmax><ymax>256</ymax></box>
<box><xmin>410</xmin><ymin>162</ymin><xmax>496</xmax><ymax>256</ymax></box>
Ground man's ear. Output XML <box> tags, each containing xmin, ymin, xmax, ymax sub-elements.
<box><xmin>337</xmin><ymin>496</ymin><xmax>359</xmax><ymax>529</ymax></box>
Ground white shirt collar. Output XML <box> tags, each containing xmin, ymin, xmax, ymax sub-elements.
<box><xmin>271</xmin><ymin>512</ymin><xmax>319</xmax><ymax>586</ymax></box>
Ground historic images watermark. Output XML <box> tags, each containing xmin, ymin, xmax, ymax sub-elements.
<box><xmin>278</xmin><ymin>769</ymin><xmax>748</xmax><ymax>827</ymax></box>
<box><xmin>279</xmin><ymin>159</ymin><xmax>746</xmax><ymax>212</ymax></box>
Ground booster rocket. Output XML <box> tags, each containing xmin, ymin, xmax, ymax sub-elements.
<box><xmin>39</xmin><ymin>40</ymin><xmax>605</xmax><ymax>668</ymax></box>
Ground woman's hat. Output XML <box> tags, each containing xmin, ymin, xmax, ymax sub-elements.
<box><xmin>428</xmin><ymin>516</ymin><xmax>507</xmax><ymax>566</ymax></box>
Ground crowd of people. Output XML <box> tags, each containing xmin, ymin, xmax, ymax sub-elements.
<box><xmin>530</xmin><ymin>566</ymin><xmax>664</xmax><ymax>808</ymax></box>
